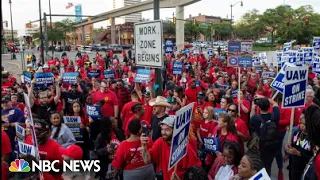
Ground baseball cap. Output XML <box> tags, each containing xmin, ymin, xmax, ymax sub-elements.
<box><xmin>43</xmin><ymin>64</ymin><xmax>49</xmax><ymax>69</ymax></box>
<box><xmin>197</xmin><ymin>91</ymin><xmax>206</xmax><ymax>99</ymax></box>
<box><xmin>160</xmin><ymin>116</ymin><xmax>175</xmax><ymax>128</ymax></box>
<box><xmin>33</xmin><ymin>119</ymin><xmax>50</xmax><ymax>131</ymax></box>
<box><xmin>143</xmin><ymin>91</ymin><xmax>151</xmax><ymax>97</ymax></box>
<box><xmin>1</xmin><ymin>95</ymin><xmax>10</xmax><ymax>102</ymax></box>
<box><xmin>59</xmin><ymin>144</ymin><xmax>83</xmax><ymax>160</ymax></box>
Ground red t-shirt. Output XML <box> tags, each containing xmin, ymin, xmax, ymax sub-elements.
<box><xmin>202</xmin><ymin>102</ymin><xmax>221</xmax><ymax>109</ymax></box>
<box><xmin>112</xmin><ymin>138</ymin><xmax>153</xmax><ymax>170</ymax></box>
<box><xmin>2</xmin><ymin>162</ymin><xmax>9</xmax><ymax>180</ymax></box>
<box><xmin>235</xmin><ymin>117</ymin><xmax>250</xmax><ymax>140</ymax></box>
<box><xmin>121</xmin><ymin>101</ymin><xmax>138</xmax><ymax>131</ymax></box>
<box><xmin>12</xmin><ymin>102</ymin><xmax>25</xmax><ymax>113</ymax></box>
<box><xmin>92</xmin><ymin>90</ymin><xmax>118</xmax><ymax>117</ymax></box>
<box><xmin>316</xmin><ymin>153</ymin><xmax>320</xmax><ymax>179</ymax></box>
<box><xmin>199</xmin><ymin>120</ymin><xmax>216</xmax><ymax>138</ymax></box>
<box><xmin>233</xmin><ymin>98</ymin><xmax>251</xmax><ymax>126</ymax></box>
<box><xmin>62</xmin><ymin>58</ymin><xmax>69</xmax><ymax>67</ymax></box>
<box><xmin>212</xmin><ymin>126</ymin><xmax>240</xmax><ymax>151</ymax></box>
<box><xmin>47</xmin><ymin>59</ymin><xmax>56</xmax><ymax>67</ymax></box>
<box><xmin>140</xmin><ymin>96</ymin><xmax>153</xmax><ymax>125</ymax></box>
<box><xmin>148</xmin><ymin>138</ymin><xmax>201</xmax><ymax>180</ymax></box>
<box><xmin>25</xmin><ymin>136</ymin><xmax>63</xmax><ymax>180</ymax></box>
<box><xmin>2</xmin><ymin>131</ymin><xmax>12</xmax><ymax>155</ymax></box>
<box><xmin>185</xmin><ymin>87</ymin><xmax>201</xmax><ymax>104</ymax></box>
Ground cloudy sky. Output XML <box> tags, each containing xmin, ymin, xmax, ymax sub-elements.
<box><xmin>2</xmin><ymin>0</ymin><xmax>320</xmax><ymax>36</ymax></box>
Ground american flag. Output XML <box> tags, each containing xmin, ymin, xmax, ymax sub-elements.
<box><xmin>66</xmin><ymin>2</ymin><xmax>74</xmax><ymax>9</ymax></box>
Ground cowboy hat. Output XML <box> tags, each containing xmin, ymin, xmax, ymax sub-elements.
<box><xmin>149</xmin><ymin>96</ymin><xmax>171</xmax><ymax>107</ymax></box>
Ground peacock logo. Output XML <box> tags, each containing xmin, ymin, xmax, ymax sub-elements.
<box><xmin>9</xmin><ymin>159</ymin><xmax>31</xmax><ymax>172</ymax></box>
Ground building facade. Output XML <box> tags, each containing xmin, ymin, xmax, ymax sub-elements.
<box><xmin>3</xmin><ymin>29</ymin><xmax>18</xmax><ymax>39</ymax></box>
<box><xmin>186</xmin><ymin>14</ymin><xmax>231</xmax><ymax>41</ymax></box>
<box><xmin>106</xmin><ymin>0</ymin><xmax>142</xmax><ymax>25</ymax></box>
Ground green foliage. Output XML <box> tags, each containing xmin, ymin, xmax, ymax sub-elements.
<box><xmin>185</xmin><ymin>21</ymin><xmax>201</xmax><ymax>41</ymax></box>
<box><xmin>32</xmin><ymin>18</ymin><xmax>77</xmax><ymax>45</ymax></box>
<box><xmin>234</xmin><ymin>9</ymin><xmax>264</xmax><ymax>40</ymax></box>
<box><xmin>234</xmin><ymin>5</ymin><xmax>320</xmax><ymax>45</ymax></box>
<box><xmin>163</xmin><ymin>21</ymin><xmax>175</xmax><ymax>36</ymax></box>
<box><xmin>212</xmin><ymin>22</ymin><xmax>232</xmax><ymax>39</ymax></box>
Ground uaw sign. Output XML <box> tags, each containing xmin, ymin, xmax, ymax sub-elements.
<box><xmin>135</xmin><ymin>20</ymin><xmax>163</xmax><ymax>68</ymax></box>
<box><xmin>168</xmin><ymin>103</ymin><xmax>194</xmax><ymax>170</ymax></box>
<box><xmin>283</xmin><ymin>66</ymin><xmax>308</xmax><ymax>108</ymax></box>
<box><xmin>271</xmin><ymin>62</ymin><xmax>296</xmax><ymax>93</ymax></box>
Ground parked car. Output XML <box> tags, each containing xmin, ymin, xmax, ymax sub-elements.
<box><xmin>184</xmin><ymin>42</ymin><xmax>193</xmax><ymax>49</ymax></box>
<box><xmin>109</xmin><ymin>44</ymin><xmax>123</xmax><ymax>53</ymax></box>
<box><xmin>122</xmin><ymin>44</ymin><xmax>132</xmax><ymax>49</ymax></box>
<box><xmin>91</xmin><ymin>44</ymin><xmax>102</xmax><ymax>51</ymax></box>
<box><xmin>55</xmin><ymin>46</ymin><xmax>64</xmax><ymax>52</ymax></box>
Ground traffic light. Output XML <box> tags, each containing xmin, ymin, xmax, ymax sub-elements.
<box><xmin>5</xmin><ymin>21</ymin><xmax>8</xmax><ymax>28</ymax></box>
<box><xmin>193</xmin><ymin>18</ymin><xmax>196</xmax><ymax>25</ymax></box>
<box><xmin>286</xmin><ymin>19</ymin><xmax>291</xmax><ymax>26</ymax></box>
<box><xmin>109</xmin><ymin>17</ymin><xmax>113</xmax><ymax>24</ymax></box>
<box><xmin>305</xmin><ymin>18</ymin><xmax>309</xmax><ymax>25</ymax></box>
<box><xmin>173</xmin><ymin>17</ymin><xmax>176</xmax><ymax>25</ymax></box>
<box><xmin>88</xmin><ymin>17</ymin><xmax>91</xmax><ymax>23</ymax></box>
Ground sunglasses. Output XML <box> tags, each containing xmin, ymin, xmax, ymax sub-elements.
<box><xmin>228</xmin><ymin>109</ymin><xmax>236</xmax><ymax>113</ymax></box>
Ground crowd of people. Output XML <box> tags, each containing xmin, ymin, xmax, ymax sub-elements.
<box><xmin>1</xmin><ymin>48</ymin><xmax>320</xmax><ymax>180</ymax></box>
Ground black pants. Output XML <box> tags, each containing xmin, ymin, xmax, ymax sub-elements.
<box><xmin>260</xmin><ymin>145</ymin><xmax>278</xmax><ymax>175</ymax></box>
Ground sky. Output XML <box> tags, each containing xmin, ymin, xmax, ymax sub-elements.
<box><xmin>2</xmin><ymin>0</ymin><xmax>320</xmax><ymax>36</ymax></box>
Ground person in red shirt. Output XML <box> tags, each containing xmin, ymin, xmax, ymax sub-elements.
<box><xmin>124</xmin><ymin>103</ymin><xmax>146</xmax><ymax>137</ymax></box>
<box><xmin>233</xmin><ymin>90</ymin><xmax>250</xmax><ymax>126</ymax></box>
<box><xmin>197</xmin><ymin>106</ymin><xmax>217</xmax><ymax>148</ymax></box>
<box><xmin>62</xmin><ymin>57</ymin><xmax>69</xmax><ymax>67</ymax></box>
<box><xmin>121</xmin><ymin>91</ymin><xmax>140</xmax><ymax>131</ymax></box>
<box><xmin>203</xmin><ymin>91</ymin><xmax>220</xmax><ymax>108</ymax></box>
<box><xmin>2</xmin><ymin>131</ymin><xmax>11</xmax><ymax>180</ymax></box>
<box><xmin>42</xmin><ymin>64</ymin><xmax>51</xmax><ymax>73</ymax></box>
<box><xmin>228</xmin><ymin>104</ymin><xmax>250</xmax><ymax>155</ymax></box>
<box><xmin>112</xmin><ymin>119</ymin><xmax>154</xmax><ymax>179</ymax></box>
<box><xmin>92</xmin><ymin>80</ymin><xmax>119</xmax><ymax>118</ymax></box>
<box><xmin>185</xmin><ymin>79</ymin><xmax>201</xmax><ymax>104</ymax></box>
<box><xmin>211</xmin><ymin>112</ymin><xmax>240</xmax><ymax>151</ymax></box>
<box><xmin>10</xmin><ymin>93</ymin><xmax>25</xmax><ymax>112</ymax></box>
<box><xmin>47</xmin><ymin>58</ymin><xmax>56</xmax><ymax>68</ymax></box>
<box><xmin>140</xmin><ymin>116</ymin><xmax>201</xmax><ymax>180</ymax></box>
<box><xmin>25</xmin><ymin>119</ymin><xmax>64</xmax><ymax>180</ymax></box>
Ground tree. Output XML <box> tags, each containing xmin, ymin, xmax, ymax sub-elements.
<box><xmin>234</xmin><ymin>9</ymin><xmax>265</xmax><ymax>40</ymax></box>
<box><xmin>259</xmin><ymin>6</ymin><xmax>292</xmax><ymax>45</ymax></box>
<box><xmin>213</xmin><ymin>22</ymin><xmax>232</xmax><ymax>40</ymax></box>
<box><xmin>163</xmin><ymin>21</ymin><xmax>175</xmax><ymax>36</ymax></box>
<box><xmin>54</xmin><ymin>18</ymin><xmax>77</xmax><ymax>45</ymax></box>
<box><xmin>185</xmin><ymin>21</ymin><xmax>201</xmax><ymax>41</ymax></box>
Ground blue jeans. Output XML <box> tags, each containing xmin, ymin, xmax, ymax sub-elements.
<box><xmin>275</xmin><ymin>131</ymin><xmax>287</xmax><ymax>170</ymax></box>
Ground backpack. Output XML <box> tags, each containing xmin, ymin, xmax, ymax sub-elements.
<box><xmin>258</xmin><ymin>113</ymin><xmax>280</xmax><ymax>147</ymax></box>
<box><xmin>301</xmin><ymin>150</ymin><xmax>319</xmax><ymax>180</ymax></box>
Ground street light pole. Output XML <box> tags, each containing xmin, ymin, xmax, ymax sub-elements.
<box><xmin>230</xmin><ymin>1</ymin><xmax>243</xmax><ymax>38</ymax></box>
<box><xmin>9</xmin><ymin>0</ymin><xmax>16</xmax><ymax>60</ymax></box>
<box><xmin>39</xmin><ymin>0</ymin><xmax>45</xmax><ymax>65</ymax></box>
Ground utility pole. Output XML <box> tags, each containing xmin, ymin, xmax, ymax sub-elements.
<box><xmin>154</xmin><ymin>0</ymin><xmax>163</xmax><ymax>96</ymax></box>
<box><xmin>9</xmin><ymin>0</ymin><xmax>16</xmax><ymax>59</ymax></box>
<box><xmin>1</xmin><ymin>7</ymin><xmax>4</xmax><ymax>54</ymax></box>
<box><xmin>44</xmin><ymin>13</ymin><xmax>48</xmax><ymax>58</ymax></box>
<box><xmin>39</xmin><ymin>0</ymin><xmax>45</xmax><ymax>65</ymax></box>
<box><xmin>49</xmin><ymin>0</ymin><xmax>54</xmax><ymax>57</ymax></box>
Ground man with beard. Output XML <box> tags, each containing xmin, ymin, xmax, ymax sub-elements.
<box><xmin>141</xmin><ymin>116</ymin><xmax>201</xmax><ymax>180</ymax></box>
<box><xmin>29</xmin><ymin>77</ymin><xmax>61</xmax><ymax>124</ymax></box>
<box><xmin>185</xmin><ymin>79</ymin><xmax>201</xmax><ymax>104</ymax></box>
<box><xmin>149</xmin><ymin>96</ymin><xmax>171</xmax><ymax>141</ymax></box>
<box><xmin>62</xmin><ymin>83</ymin><xmax>83</xmax><ymax>114</ymax></box>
